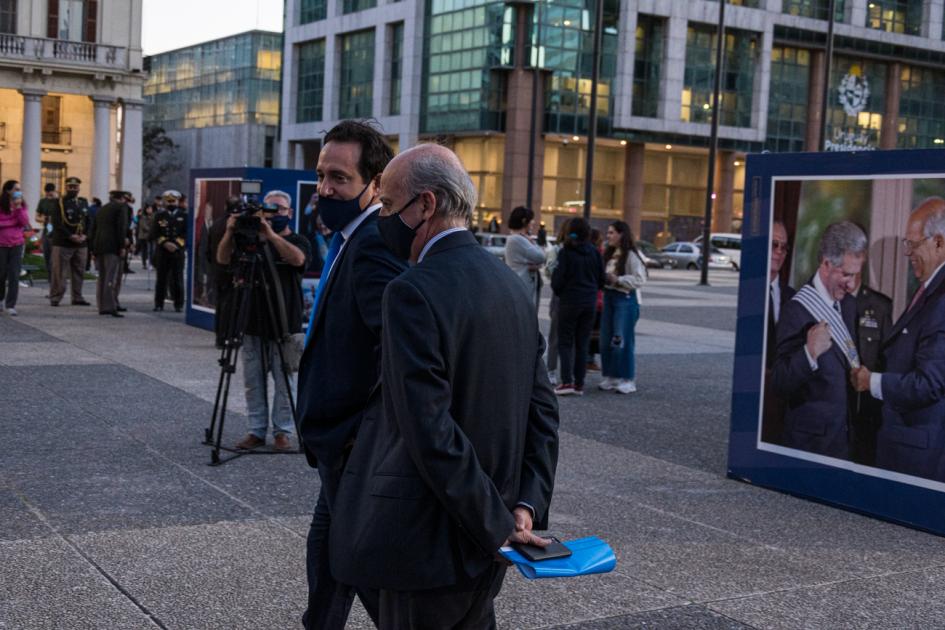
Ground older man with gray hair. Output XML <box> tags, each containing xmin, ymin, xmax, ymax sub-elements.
<box><xmin>327</xmin><ymin>143</ymin><xmax>560</xmax><ymax>627</ymax></box>
<box><xmin>217</xmin><ymin>189</ymin><xmax>310</xmax><ymax>452</ymax></box>
<box><xmin>853</xmin><ymin>197</ymin><xmax>945</xmax><ymax>480</ymax></box>
<box><xmin>772</xmin><ymin>220</ymin><xmax>868</xmax><ymax>459</ymax></box>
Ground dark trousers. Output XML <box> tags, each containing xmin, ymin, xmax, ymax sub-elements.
<box><xmin>558</xmin><ymin>303</ymin><xmax>595</xmax><ymax>388</ymax></box>
<box><xmin>304</xmin><ymin>465</ymin><xmax>380</xmax><ymax>629</ymax></box>
<box><xmin>95</xmin><ymin>253</ymin><xmax>122</xmax><ymax>314</ymax></box>
<box><xmin>154</xmin><ymin>247</ymin><xmax>184</xmax><ymax>309</ymax></box>
<box><xmin>378</xmin><ymin>563</ymin><xmax>507</xmax><ymax>630</ymax></box>
<box><xmin>0</xmin><ymin>244</ymin><xmax>24</xmax><ymax>308</ymax></box>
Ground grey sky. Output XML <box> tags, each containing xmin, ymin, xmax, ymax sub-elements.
<box><xmin>141</xmin><ymin>0</ymin><xmax>284</xmax><ymax>56</ymax></box>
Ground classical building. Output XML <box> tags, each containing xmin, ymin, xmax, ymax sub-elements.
<box><xmin>143</xmin><ymin>31</ymin><xmax>283</xmax><ymax>197</ymax></box>
<box><xmin>281</xmin><ymin>0</ymin><xmax>945</xmax><ymax>241</ymax></box>
<box><xmin>0</xmin><ymin>0</ymin><xmax>144</xmax><ymax>205</ymax></box>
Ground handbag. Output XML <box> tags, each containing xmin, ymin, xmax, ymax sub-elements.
<box><xmin>499</xmin><ymin>536</ymin><xmax>616</xmax><ymax>579</ymax></box>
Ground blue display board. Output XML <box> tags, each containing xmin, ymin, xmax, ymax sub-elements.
<box><xmin>185</xmin><ymin>167</ymin><xmax>316</xmax><ymax>331</ymax></box>
<box><xmin>727</xmin><ymin>149</ymin><xmax>945</xmax><ymax>535</ymax></box>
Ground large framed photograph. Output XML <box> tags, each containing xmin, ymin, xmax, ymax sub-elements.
<box><xmin>728</xmin><ymin>149</ymin><xmax>945</xmax><ymax>535</ymax></box>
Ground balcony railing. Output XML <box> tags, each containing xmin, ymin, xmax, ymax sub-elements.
<box><xmin>0</xmin><ymin>34</ymin><xmax>127</xmax><ymax>70</ymax></box>
<box><xmin>42</xmin><ymin>127</ymin><xmax>72</xmax><ymax>146</ymax></box>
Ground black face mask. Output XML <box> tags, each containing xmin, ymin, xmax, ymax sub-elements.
<box><xmin>378</xmin><ymin>195</ymin><xmax>423</xmax><ymax>260</ymax></box>
<box><xmin>317</xmin><ymin>182</ymin><xmax>370</xmax><ymax>232</ymax></box>
<box><xmin>65</xmin><ymin>189</ymin><xmax>78</xmax><ymax>199</ymax></box>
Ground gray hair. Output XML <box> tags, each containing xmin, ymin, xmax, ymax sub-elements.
<box><xmin>921</xmin><ymin>198</ymin><xmax>945</xmax><ymax>239</ymax></box>
<box><xmin>402</xmin><ymin>145</ymin><xmax>477</xmax><ymax>223</ymax></box>
<box><xmin>818</xmin><ymin>221</ymin><xmax>868</xmax><ymax>266</ymax></box>
<box><xmin>264</xmin><ymin>190</ymin><xmax>292</xmax><ymax>207</ymax></box>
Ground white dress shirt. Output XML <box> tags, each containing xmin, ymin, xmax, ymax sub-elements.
<box><xmin>418</xmin><ymin>227</ymin><xmax>467</xmax><ymax>263</ymax></box>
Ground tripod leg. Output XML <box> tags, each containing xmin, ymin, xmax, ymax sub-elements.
<box><xmin>206</xmin><ymin>284</ymin><xmax>247</xmax><ymax>444</ymax></box>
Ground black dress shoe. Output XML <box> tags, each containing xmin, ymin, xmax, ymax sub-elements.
<box><xmin>110</xmin><ymin>311</ymin><xmax>124</xmax><ymax>318</ymax></box>
<box><xmin>72</xmin><ymin>300</ymin><xmax>91</xmax><ymax>306</ymax></box>
<box><xmin>174</xmin><ymin>306</ymin><xmax>182</xmax><ymax>313</ymax></box>
<box><xmin>116</xmin><ymin>307</ymin><xmax>127</xmax><ymax>312</ymax></box>
<box><xmin>153</xmin><ymin>306</ymin><xmax>163</xmax><ymax>312</ymax></box>
<box><xmin>125</xmin><ymin>269</ymin><xmax>135</xmax><ymax>274</ymax></box>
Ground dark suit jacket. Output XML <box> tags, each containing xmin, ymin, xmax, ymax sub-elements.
<box><xmin>771</xmin><ymin>280</ymin><xmax>857</xmax><ymax>459</ymax></box>
<box><xmin>296</xmin><ymin>211</ymin><xmax>407</xmax><ymax>474</ymax></box>
<box><xmin>329</xmin><ymin>230</ymin><xmax>559</xmax><ymax>591</ymax></box>
<box><xmin>766</xmin><ymin>279</ymin><xmax>796</xmax><ymax>370</ymax></box>
<box><xmin>89</xmin><ymin>202</ymin><xmax>129</xmax><ymax>255</ymax></box>
<box><xmin>876</xmin><ymin>269</ymin><xmax>945</xmax><ymax>481</ymax></box>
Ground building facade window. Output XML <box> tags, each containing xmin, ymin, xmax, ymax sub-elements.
<box><xmin>343</xmin><ymin>0</ymin><xmax>376</xmax><ymax>15</ymax></box>
<box><xmin>42</xmin><ymin>162</ymin><xmax>67</xmax><ymax>193</ymax></box>
<box><xmin>0</xmin><ymin>0</ymin><xmax>16</xmax><ymax>34</ymax></box>
<box><xmin>423</xmin><ymin>2</ymin><xmax>508</xmax><ymax>133</ymax></box>
<box><xmin>632</xmin><ymin>14</ymin><xmax>663</xmax><ymax>118</ymax></box>
<box><xmin>389</xmin><ymin>23</ymin><xmax>404</xmax><ymax>116</ymax></box>
<box><xmin>543</xmin><ymin>0</ymin><xmax>619</xmax><ymax>136</ymax></box>
<box><xmin>867</xmin><ymin>0</ymin><xmax>921</xmax><ymax>35</ymax></box>
<box><xmin>710</xmin><ymin>0</ymin><xmax>760</xmax><ymax>7</ymax></box>
<box><xmin>782</xmin><ymin>0</ymin><xmax>845</xmax><ymax>21</ymax></box>
<box><xmin>48</xmin><ymin>0</ymin><xmax>97</xmax><ymax>42</ymax></box>
<box><xmin>825</xmin><ymin>57</ymin><xmax>886</xmax><ymax>151</ymax></box>
<box><xmin>339</xmin><ymin>29</ymin><xmax>375</xmax><ymax>119</ymax></box>
<box><xmin>897</xmin><ymin>65</ymin><xmax>945</xmax><ymax>149</ymax></box>
<box><xmin>299</xmin><ymin>0</ymin><xmax>326</xmax><ymax>24</ymax></box>
<box><xmin>143</xmin><ymin>32</ymin><xmax>282</xmax><ymax>131</ymax></box>
<box><xmin>765</xmin><ymin>46</ymin><xmax>810</xmax><ymax>153</ymax></box>
<box><xmin>297</xmin><ymin>39</ymin><xmax>326</xmax><ymax>122</ymax></box>
<box><xmin>682</xmin><ymin>24</ymin><xmax>758</xmax><ymax>128</ymax></box>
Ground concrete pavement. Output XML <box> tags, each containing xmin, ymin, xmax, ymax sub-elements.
<box><xmin>2</xmin><ymin>261</ymin><xmax>944</xmax><ymax>629</ymax></box>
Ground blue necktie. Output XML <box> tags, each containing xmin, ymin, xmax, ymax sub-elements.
<box><xmin>304</xmin><ymin>232</ymin><xmax>344</xmax><ymax>348</ymax></box>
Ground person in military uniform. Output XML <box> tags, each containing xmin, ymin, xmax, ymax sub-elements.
<box><xmin>89</xmin><ymin>190</ymin><xmax>130</xmax><ymax>317</ymax></box>
<box><xmin>850</xmin><ymin>272</ymin><xmax>892</xmax><ymax>466</ymax></box>
<box><xmin>112</xmin><ymin>191</ymin><xmax>135</xmax><ymax>310</ymax></box>
<box><xmin>49</xmin><ymin>176</ymin><xmax>91</xmax><ymax>306</ymax></box>
<box><xmin>153</xmin><ymin>189</ymin><xmax>187</xmax><ymax>312</ymax></box>
<box><xmin>35</xmin><ymin>183</ymin><xmax>58</xmax><ymax>275</ymax></box>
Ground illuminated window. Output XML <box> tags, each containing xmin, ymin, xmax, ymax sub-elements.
<box><xmin>825</xmin><ymin>57</ymin><xmax>886</xmax><ymax>150</ymax></box>
<box><xmin>632</xmin><ymin>15</ymin><xmax>663</xmax><ymax>118</ymax></box>
<box><xmin>682</xmin><ymin>24</ymin><xmax>758</xmax><ymax>128</ymax></box>
<box><xmin>898</xmin><ymin>65</ymin><xmax>945</xmax><ymax>149</ymax></box>
<box><xmin>867</xmin><ymin>0</ymin><xmax>921</xmax><ymax>35</ymax></box>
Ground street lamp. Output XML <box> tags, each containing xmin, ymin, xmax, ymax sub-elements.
<box><xmin>699</xmin><ymin>0</ymin><xmax>726</xmax><ymax>286</ymax></box>
<box><xmin>582</xmin><ymin>0</ymin><xmax>604</xmax><ymax>221</ymax></box>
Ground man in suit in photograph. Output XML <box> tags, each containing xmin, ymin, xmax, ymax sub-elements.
<box><xmin>852</xmin><ymin>197</ymin><xmax>945</xmax><ymax>480</ymax></box>
<box><xmin>772</xmin><ymin>221</ymin><xmax>867</xmax><ymax>460</ymax></box>
<box><xmin>762</xmin><ymin>220</ymin><xmax>796</xmax><ymax>444</ymax></box>
<box><xmin>329</xmin><ymin>143</ymin><xmax>560</xmax><ymax>627</ymax></box>
<box><xmin>296</xmin><ymin>121</ymin><xmax>407</xmax><ymax>629</ymax></box>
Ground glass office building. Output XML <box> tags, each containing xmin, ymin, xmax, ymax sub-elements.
<box><xmin>282</xmin><ymin>0</ymin><xmax>945</xmax><ymax>240</ymax></box>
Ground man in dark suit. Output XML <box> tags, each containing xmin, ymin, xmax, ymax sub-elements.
<box><xmin>296</xmin><ymin>121</ymin><xmax>406</xmax><ymax>629</ymax></box>
<box><xmin>853</xmin><ymin>198</ymin><xmax>945</xmax><ymax>480</ymax></box>
<box><xmin>89</xmin><ymin>190</ymin><xmax>130</xmax><ymax>317</ymax></box>
<box><xmin>762</xmin><ymin>220</ymin><xmax>795</xmax><ymax>444</ymax></box>
<box><xmin>850</xmin><ymin>272</ymin><xmax>892</xmax><ymax>466</ymax></box>
<box><xmin>329</xmin><ymin>143</ymin><xmax>560</xmax><ymax>627</ymax></box>
<box><xmin>772</xmin><ymin>221</ymin><xmax>867</xmax><ymax>460</ymax></box>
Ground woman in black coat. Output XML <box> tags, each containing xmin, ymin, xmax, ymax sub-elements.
<box><xmin>551</xmin><ymin>217</ymin><xmax>604</xmax><ymax>395</ymax></box>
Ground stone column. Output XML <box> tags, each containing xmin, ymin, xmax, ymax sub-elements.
<box><xmin>120</xmin><ymin>99</ymin><xmax>144</xmax><ymax>203</ymax></box>
<box><xmin>713</xmin><ymin>151</ymin><xmax>735</xmax><ymax>233</ymax></box>
<box><xmin>622</xmin><ymin>142</ymin><xmax>644</xmax><ymax>237</ymax></box>
<box><xmin>91</xmin><ymin>96</ymin><xmax>115</xmax><ymax>200</ymax></box>
<box><xmin>806</xmin><ymin>49</ymin><xmax>826</xmax><ymax>151</ymax></box>
<box><xmin>19</xmin><ymin>89</ymin><xmax>45</xmax><ymax>205</ymax></box>
<box><xmin>880</xmin><ymin>62</ymin><xmax>900</xmax><ymax>150</ymax></box>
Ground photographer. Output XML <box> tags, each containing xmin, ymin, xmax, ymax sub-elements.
<box><xmin>217</xmin><ymin>190</ymin><xmax>311</xmax><ymax>451</ymax></box>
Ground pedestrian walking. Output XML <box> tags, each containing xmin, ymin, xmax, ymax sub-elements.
<box><xmin>544</xmin><ymin>220</ymin><xmax>571</xmax><ymax>385</ymax></box>
<box><xmin>551</xmin><ymin>217</ymin><xmax>604</xmax><ymax>395</ymax></box>
<box><xmin>504</xmin><ymin>206</ymin><xmax>546</xmax><ymax>306</ymax></box>
<box><xmin>599</xmin><ymin>221</ymin><xmax>646</xmax><ymax>394</ymax></box>
<box><xmin>0</xmin><ymin>180</ymin><xmax>32</xmax><ymax>316</ymax></box>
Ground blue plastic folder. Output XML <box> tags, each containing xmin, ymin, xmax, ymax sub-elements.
<box><xmin>499</xmin><ymin>536</ymin><xmax>616</xmax><ymax>579</ymax></box>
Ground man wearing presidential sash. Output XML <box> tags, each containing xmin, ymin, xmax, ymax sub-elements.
<box><xmin>772</xmin><ymin>221</ymin><xmax>867</xmax><ymax>460</ymax></box>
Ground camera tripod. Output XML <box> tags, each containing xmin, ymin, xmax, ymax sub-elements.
<box><xmin>203</xmin><ymin>242</ymin><xmax>303</xmax><ymax>466</ymax></box>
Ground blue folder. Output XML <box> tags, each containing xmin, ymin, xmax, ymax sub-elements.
<box><xmin>499</xmin><ymin>536</ymin><xmax>616</xmax><ymax>579</ymax></box>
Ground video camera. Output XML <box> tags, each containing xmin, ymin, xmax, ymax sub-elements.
<box><xmin>231</xmin><ymin>180</ymin><xmax>278</xmax><ymax>249</ymax></box>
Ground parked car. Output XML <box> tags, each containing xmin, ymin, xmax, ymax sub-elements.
<box><xmin>694</xmin><ymin>232</ymin><xmax>742</xmax><ymax>270</ymax></box>
<box><xmin>637</xmin><ymin>240</ymin><xmax>676</xmax><ymax>269</ymax></box>
<box><xmin>475</xmin><ymin>233</ymin><xmax>508</xmax><ymax>260</ymax></box>
<box><xmin>658</xmin><ymin>242</ymin><xmax>732</xmax><ymax>270</ymax></box>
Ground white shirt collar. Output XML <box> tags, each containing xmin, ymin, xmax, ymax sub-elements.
<box><xmin>924</xmin><ymin>259</ymin><xmax>945</xmax><ymax>289</ymax></box>
<box><xmin>813</xmin><ymin>270</ymin><xmax>835</xmax><ymax>306</ymax></box>
<box><xmin>341</xmin><ymin>203</ymin><xmax>381</xmax><ymax>241</ymax></box>
<box><xmin>418</xmin><ymin>227</ymin><xmax>468</xmax><ymax>263</ymax></box>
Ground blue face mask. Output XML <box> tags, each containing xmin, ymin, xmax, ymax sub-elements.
<box><xmin>268</xmin><ymin>215</ymin><xmax>291</xmax><ymax>233</ymax></box>
<box><xmin>12</xmin><ymin>191</ymin><xmax>22</xmax><ymax>200</ymax></box>
<box><xmin>317</xmin><ymin>182</ymin><xmax>370</xmax><ymax>232</ymax></box>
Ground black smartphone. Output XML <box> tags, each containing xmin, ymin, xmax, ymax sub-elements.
<box><xmin>512</xmin><ymin>537</ymin><xmax>572</xmax><ymax>562</ymax></box>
